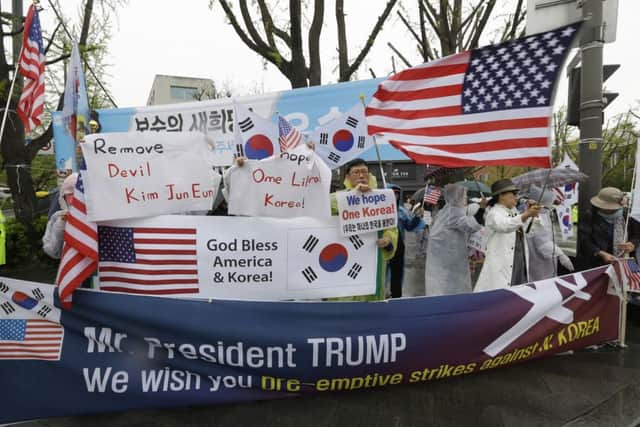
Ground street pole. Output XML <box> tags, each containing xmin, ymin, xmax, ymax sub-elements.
<box><xmin>577</xmin><ymin>0</ymin><xmax>604</xmax><ymax>261</ymax></box>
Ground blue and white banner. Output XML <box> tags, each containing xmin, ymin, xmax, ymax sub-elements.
<box><xmin>51</xmin><ymin>79</ymin><xmax>410</xmax><ymax>174</ymax></box>
<box><xmin>0</xmin><ymin>266</ymin><xmax>621</xmax><ymax>424</ymax></box>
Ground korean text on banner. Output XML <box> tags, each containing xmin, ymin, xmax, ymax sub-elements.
<box><xmin>96</xmin><ymin>215</ymin><xmax>377</xmax><ymax>300</ymax></box>
<box><xmin>226</xmin><ymin>145</ymin><xmax>331</xmax><ymax>219</ymax></box>
<box><xmin>336</xmin><ymin>189</ymin><xmax>397</xmax><ymax>236</ymax></box>
<box><xmin>81</xmin><ymin>132</ymin><xmax>221</xmax><ymax>222</ymax></box>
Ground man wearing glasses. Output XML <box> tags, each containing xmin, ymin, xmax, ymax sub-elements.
<box><xmin>330</xmin><ymin>158</ymin><xmax>399</xmax><ymax>301</ymax></box>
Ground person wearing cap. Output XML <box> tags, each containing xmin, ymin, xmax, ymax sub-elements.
<box><xmin>42</xmin><ymin>173</ymin><xmax>78</xmax><ymax>259</ymax></box>
<box><xmin>579</xmin><ymin>187</ymin><xmax>640</xmax><ymax>269</ymax></box>
<box><xmin>474</xmin><ymin>178</ymin><xmax>541</xmax><ymax>292</ymax></box>
<box><xmin>424</xmin><ymin>183</ymin><xmax>486</xmax><ymax>296</ymax></box>
<box><xmin>525</xmin><ymin>185</ymin><xmax>574</xmax><ymax>281</ymax></box>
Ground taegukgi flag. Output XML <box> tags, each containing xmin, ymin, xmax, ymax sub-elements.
<box><xmin>286</xmin><ymin>227</ymin><xmax>378</xmax><ymax>297</ymax></box>
<box><xmin>310</xmin><ymin>103</ymin><xmax>372</xmax><ymax>169</ymax></box>
<box><xmin>233</xmin><ymin>102</ymin><xmax>278</xmax><ymax>160</ymax></box>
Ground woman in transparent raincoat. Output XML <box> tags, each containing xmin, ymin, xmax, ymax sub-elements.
<box><xmin>424</xmin><ymin>183</ymin><xmax>485</xmax><ymax>296</ymax></box>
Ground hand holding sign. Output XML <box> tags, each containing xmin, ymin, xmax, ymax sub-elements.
<box><xmin>336</xmin><ymin>189</ymin><xmax>397</xmax><ymax>236</ymax></box>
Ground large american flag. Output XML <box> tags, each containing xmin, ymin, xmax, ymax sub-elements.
<box><xmin>98</xmin><ymin>226</ymin><xmax>199</xmax><ymax>295</ymax></box>
<box><xmin>366</xmin><ymin>23</ymin><xmax>582</xmax><ymax>168</ymax></box>
<box><xmin>278</xmin><ymin>115</ymin><xmax>302</xmax><ymax>152</ymax></box>
<box><xmin>0</xmin><ymin>319</ymin><xmax>63</xmax><ymax>360</ymax></box>
<box><xmin>16</xmin><ymin>4</ymin><xmax>45</xmax><ymax>134</ymax></box>
<box><xmin>56</xmin><ymin>173</ymin><xmax>98</xmax><ymax>307</ymax></box>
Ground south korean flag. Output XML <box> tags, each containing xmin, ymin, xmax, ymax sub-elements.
<box><xmin>287</xmin><ymin>226</ymin><xmax>377</xmax><ymax>298</ymax></box>
<box><xmin>311</xmin><ymin>103</ymin><xmax>372</xmax><ymax>169</ymax></box>
<box><xmin>0</xmin><ymin>278</ymin><xmax>61</xmax><ymax>322</ymax></box>
<box><xmin>233</xmin><ymin>102</ymin><xmax>279</xmax><ymax>160</ymax></box>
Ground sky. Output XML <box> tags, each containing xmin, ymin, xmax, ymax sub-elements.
<box><xmin>46</xmin><ymin>1</ymin><xmax>640</xmax><ymax>120</ymax></box>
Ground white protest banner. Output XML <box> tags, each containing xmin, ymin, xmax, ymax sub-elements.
<box><xmin>468</xmin><ymin>227</ymin><xmax>489</xmax><ymax>254</ymax></box>
<box><xmin>226</xmin><ymin>144</ymin><xmax>331</xmax><ymax>218</ymax></box>
<box><xmin>96</xmin><ymin>215</ymin><xmax>377</xmax><ymax>300</ymax></box>
<box><xmin>81</xmin><ymin>132</ymin><xmax>221</xmax><ymax>221</ymax></box>
<box><xmin>336</xmin><ymin>189</ymin><xmax>397</xmax><ymax>236</ymax></box>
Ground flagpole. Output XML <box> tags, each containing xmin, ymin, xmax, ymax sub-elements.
<box><xmin>359</xmin><ymin>95</ymin><xmax>386</xmax><ymax>188</ymax></box>
<box><xmin>0</xmin><ymin>45</ymin><xmax>23</xmax><ymax>149</ymax></box>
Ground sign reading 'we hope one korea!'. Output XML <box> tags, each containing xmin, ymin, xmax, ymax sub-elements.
<box><xmin>336</xmin><ymin>189</ymin><xmax>397</xmax><ymax>236</ymax></box>
<box><xmin>81</xmin><ymin>132</ymin><xmax>221</xmax><ymax>222</ymax></box>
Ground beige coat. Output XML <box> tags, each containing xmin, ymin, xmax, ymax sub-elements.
<box><xmin>474</xmin><ymin>204</ymin><xmax>533</xmax><ymax>292</ymax></box>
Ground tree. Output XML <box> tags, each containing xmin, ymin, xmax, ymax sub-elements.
<box><xmin>215</xmin><ymin>0</ymin><xmax>397</xmax><ymax>88</ymax></box>
<box><xmin>391</xmin><ymin>0</ymin><xmax>526</xmax><ymax>67</ymax></box>
<box><xmin>0</xmin><ymin>0</ymin><xmax>120</xmax><ymax>224</ymax></box>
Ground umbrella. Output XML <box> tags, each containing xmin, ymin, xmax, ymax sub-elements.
<box><xmin>454</xmin><ymin>180</ymin><xmax>491</xmax><ymax>196</ymax></box>
<box><xmin>511</xmin><ymin>167</ymin><xmax>588</xmax><ymax>189</ymax></box>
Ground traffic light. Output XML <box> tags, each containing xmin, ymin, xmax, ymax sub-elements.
<box><xmin>566</xmin><ymin>64</ymin><xmax>619</xmax><ymax>126</ymax></box>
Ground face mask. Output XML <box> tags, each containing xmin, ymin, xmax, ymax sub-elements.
<box><xmin>597</xmin><ymin>208</ymin><xmax>623</xmax><ymax>224</ymax></box>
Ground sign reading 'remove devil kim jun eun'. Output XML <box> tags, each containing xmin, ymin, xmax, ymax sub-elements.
<box><xmin>96</xmin><ymin>215</ymin><xmax>378</xmax><ymax>300</ymax></box>
<box><xmin>81</xmin><ymin>132</ymin><xmax>221</xmax><ymax>222</ymax></box>
<box><xmin>0</xmin><ymin>266</ymin><xmax>621</xmax><ymax>424</ymax></box>
<box><xmin>336</xmin><ymin>189</ymin><xmax>397</xmax><ymax>236</ymax></box>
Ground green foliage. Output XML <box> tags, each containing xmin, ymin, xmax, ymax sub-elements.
<box><xmin>4</xmin><ymin>215</ymin><xmax>56</xmax><ymax>269</ymax></box>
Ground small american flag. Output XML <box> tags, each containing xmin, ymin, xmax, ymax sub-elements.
<box><xmin>366</xmin><ymin>23</ymin><xmax>581</xmax><ymax>168</ymax></box>
<box><xmin>56</xmin><ymin>172</ymin><xmax>98</xmax><ymax>308</ymax></box>
<box><xmin>0</xmin><ymin>319</ymin><xmax>63</xmax><ymax>360</ymax></box>
<box><xmin>98</xmin><ymin>226</ymin><xmax>199</xmax><ymax>295</ymax></box>
<box><xmin>278</xmin><ymin>115</ymin><xmax>302</xmax><ymax>152</ymax></box>
<box><xmin>16</xmin><ymin>4</ymin><xmax>45</xmax><ymax>134</ymax></box>
<box><xmin>423</xmin><ymin>185</ymin><xmax>442</xmax><ymax>205</ymax></box>
<box><xmin>622</xmin><ymin>259</ymin><xmax>640</xmax><ymax>292</ymax></box>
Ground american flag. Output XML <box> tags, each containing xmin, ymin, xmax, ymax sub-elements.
<box><xmin>16</xmin><ymin>4</ymin><xmax>45</xmax><ymax>134</ymax></box>
<box><xmin>552</xmin><ymin>187</ymin><xmax>565</xmax><ymax>204</ymax></box>
<box><xmin>98</xmin><ymin>226</ymin><xmax>199</xmax><ymax>295</ymax></box>
<box><xmin>56</xmin><ymin>173</ymin><xmax>98</xmax><ymax>308</ymax></box>
<box><xmin>423</xmin><ymin>185</ymin><xmax>441</xmax><ymax>205</ymax></box>
<box><xmin>622</xmin><ymin>259</ymin><xmax>640</xmax><ymax>292</ymax></box>
<box><xmin>0</xmin><ymin>319</ymin><xmax>63</xmax><ymax>360</ymax></box>
<box><xmin>278</xmin><ymin>115</ymin><xmax>302</xmax><ymax>152</ymax></box>
<box><xmin>366</xmin><ymin>23</ymin><xmax>582</xmax><ymax>168</ymax></box>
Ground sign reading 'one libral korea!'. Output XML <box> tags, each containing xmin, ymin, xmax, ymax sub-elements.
<box><xmin>336</xmin><ymin>189</ymin><xmax>397</xmax><ymax>236</ymax></box>
<box><xmin>226</xmin><ymin>144</ymin><xmax>331</xmax><ymax>219</ymax></box>
<box><xmin>81</xmin><ymin>132</ymin><xmax>221</xmax><ymax>222</ymax></box>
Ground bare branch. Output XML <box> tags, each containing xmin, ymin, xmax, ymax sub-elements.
<box><xmin>388</xmin><ymin>42</ymin><xmax>412</xmax><ymax>68</ymax></box>
<box><xmin>396</xmin><ymin>10</ymin><xmax>422</xmax><ymax>45</ymax></box>
<box><xmin>467</xmin><ymin>0</ymin><xmax>496</xmax><ymax>49</ymax></box>
<box><xmin>307</xmin><ymin>0</ymin><xmax>324</xmax><ymax>86</ymax></box>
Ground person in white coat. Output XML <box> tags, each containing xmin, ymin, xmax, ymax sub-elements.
<box><xmin>42</xmin><ymin>173</ymin><xmax>78</xmax><ymax>259</ymax></box>
<box><xmin>474</xmin><ymin>179</ymin><xmax>541</xmax><ymax>292</ymax></box>
<box><xmin>425</xmin><ymin>183</ymin><xmax>487</xmax><ymax>296</ymax></box>
<box><xmin>526</xmin><ymin>185</ymin><xmax>574</xmax><ymax>281</ymax></box>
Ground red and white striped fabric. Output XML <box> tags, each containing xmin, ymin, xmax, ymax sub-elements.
<box><xmin>552</xmin><ymin>187</ymin><xmax>566</xmax><ymax>204</ymax></box>
<box><xmin>366</xmin><ymin>23</ymin><xmax>581</xmax><ymax>168</ymax></box>
<box><xmin>56</xmin><ymin>173</ymin><xmax>98</xmax><ymax>307</ymax></box>
<box><xmin>423</xmin><ymin>185</ymin><xmax>441</xmax><ymax>205</ymax></box>
<box><xmin>278</xmin><ymin>115</ymin><xmax>302</xmax><ymax>152</ymax></box>
<box><xmin>16</xmin><ymin>4</ymin><xmax>45</xmax><ymax>134</ymax></box>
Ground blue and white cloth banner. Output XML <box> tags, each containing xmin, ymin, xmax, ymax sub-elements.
<box><xmin>51</xmin><ymin>79</ymin><xmax>409</xmax><ymax>172</ymax></box>
<box><xmin>0</xmin><ymin>266</ymin><xmax>621</xmax><ymax>424</ymax></box>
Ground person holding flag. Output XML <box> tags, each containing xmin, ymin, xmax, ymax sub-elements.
<box><xmin>329</xmin><ymin>158</ymin><xmax>398</xmax><ymax>301</ymax></box>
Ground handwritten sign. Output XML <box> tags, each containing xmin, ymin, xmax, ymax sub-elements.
<box><xmin>81</xmin><ymin>132</ymin><xmax>221</xmax><ymax>221</ymax></box>
<box><xmin>226</xmin><ymin>145</ymin><xmax>331</xmax><ymax>219</ymax></box>
<box><xmin>336</xmin><ymin>189</ymin><xmax>397</xmax><ymax>236</ymax></box>
<box><xmin>468</xmin><ymin>227</ymin><xmax>489</xmax><ymax>254</ymax></box>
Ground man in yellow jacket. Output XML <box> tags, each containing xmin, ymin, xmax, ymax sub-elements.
<box><xmin>330</xmin><ymin>158</ymin><xmax>398</xmax><ymax>301</ymax></box>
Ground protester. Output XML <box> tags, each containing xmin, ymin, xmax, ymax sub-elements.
<box><xmin>424</xmin><ymin>183</ymin><xmax>485</xmax><ymax>296</ymax></box>
<box><xmin>474</xmin><ymin>179</ymin><xmax>541</xmax><ymax>292</ymax></box>
<box><xmin>579</xmin><ymin>187</ymin><xmax>640</xmax><ymax>269</ymax></box>
<box><xmin>387</xmin><ymin>183</ymin><xmax>423</xmax><ymax>298</ymax></box>
<box><xmin>42</xmin><ymin>173</ymin><xmax>77</xmax><ymax>259</ymax></box>
<box><xmin>526</xmin><ymin>185</ymin><xmax>574</xmax><ymax>281</ymax></box>
<box><xmin>330</xmin><ymin>158</ymin><xmax>398</xmax><ymax>301</ymax></box>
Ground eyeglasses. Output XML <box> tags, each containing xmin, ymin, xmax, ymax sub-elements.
<box><xmin>349</xmin><ymin>169</ymin><xmax>369</xmax><ymax>176</ymax></box>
